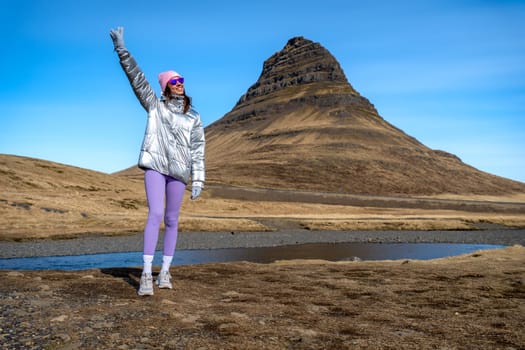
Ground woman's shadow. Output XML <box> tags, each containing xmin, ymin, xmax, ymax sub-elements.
<box><xmin>100</xmin><ymin>267</ymin><xmax>145</xmax><ymax>289</ymax></box>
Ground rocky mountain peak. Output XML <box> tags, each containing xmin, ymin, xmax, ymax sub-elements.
<box><xmin>236</xmin><ymin>36</ymin><xmax>352</xmax><ymax>105</ymax></box>
<box><xmin>122</xmin><ymin>36</ymin><xmax>525</xmax><ymax>196</ymax></box>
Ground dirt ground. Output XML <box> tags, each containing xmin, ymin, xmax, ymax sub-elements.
<box><xmin>1</xmin><ymin>245</ymin><xmax>524</xmax><ymax>349</ymax></box>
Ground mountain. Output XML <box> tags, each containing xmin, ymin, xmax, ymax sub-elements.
<box><xmin>121</xmin><ymin>37</ymin><xmax>525</xmax><ymax>196</ymax></box>
<box><xmin>203</xmin><ymin>36</ymin><xmax>525</xmax><ymax>195</ymax></box>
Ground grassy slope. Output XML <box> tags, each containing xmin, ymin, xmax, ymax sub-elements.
<box><xmin>2</xmin><ymin>154</ymin><xmax>525</xmax><ymax>240</ymax></box>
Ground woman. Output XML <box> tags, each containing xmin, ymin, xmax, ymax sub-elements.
<box><xmin>110</xmin><ymin>27</ymin><xmax>205</xmax><ymax>296</ymax></box>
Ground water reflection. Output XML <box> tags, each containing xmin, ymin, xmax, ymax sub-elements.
<box><xmin>0</xmin><ymin>242</ymin><xmax>504</xmax><ymax>271</ymax></box>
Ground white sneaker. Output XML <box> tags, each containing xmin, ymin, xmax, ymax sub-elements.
<box><xmin>138</xmin><ymin>273</ymin><xmax>154</xmax><ymax>296</ymax></box>
<box><xmin>156</xmin><ymin>270</ymin><xmax>172</xmax><ymax>289</ymax></box>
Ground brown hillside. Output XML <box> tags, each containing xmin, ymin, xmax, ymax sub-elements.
<box><xmin>2</xmin><ymin>154</ymin><xmax>525</xmax><ymax>240</ymax></box>
<box><xmin>0</xmin><ymin>154</ymin><xmax>275</xmax><ymax>239</ymax></box>
<box><xmin>0</xmin><ymin>154</ymin><xmax>146</xmax><ymax>238</ymax></box>
<box><xmin>200</xmin><ymin>36</ymin><xmax>525</xmax><ymax>196</ymax></box>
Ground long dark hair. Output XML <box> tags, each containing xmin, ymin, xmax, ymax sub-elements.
<box><xmin>163</xmin><ymin>86</ymin><xmax>191</xmax><ymax>114</ymax></box>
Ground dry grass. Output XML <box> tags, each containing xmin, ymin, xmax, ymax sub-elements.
<box><xmin>422</xmin><ymin>193</ymin><xmax>525</xmax><ymax>202</ymax></box>
<box><xmin>2</xmin><ymin>246</ymin><xmax>524</xmax><ymax>349</ymax></box>
<box><xmin>2</xmin><ymin>154</ymin><xmax>524</xmax><ymax>241</ymax></box>
<box><xmin>3</xmin><ymin>188</ymin><xmax>525</xmax><ymax>240</ymax></box>
<box><xmin>180</xmin><ymin>217</ymin><xmax>271</xmax><ymax>232</ymax></box>
<box><xmin>300</xmin><ymin>218</ymin><xmax>475</xmax><ymax>231</ymax></box>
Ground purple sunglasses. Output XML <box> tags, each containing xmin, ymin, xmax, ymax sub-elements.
<box><xmin>169</xmin><ymin>77</ymin><xmax>184</xmax><ymax>85</ymax></box>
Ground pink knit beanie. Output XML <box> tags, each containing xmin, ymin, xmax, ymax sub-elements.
<box><xmin>158</xmin><ymin>70</ymin><xmax>181</xmax><ymax>91</ymax></box>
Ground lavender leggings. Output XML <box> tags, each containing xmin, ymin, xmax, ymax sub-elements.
<box><xmin>143</xmin><ymin>169</ymin><xmax>186</xmax><ymax>256</ymax></box>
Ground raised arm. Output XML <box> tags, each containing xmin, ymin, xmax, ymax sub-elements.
<box><xmin>110</xmin><ymin>27</ymin><xmax>157</xmax><ymax>111</ymax></box>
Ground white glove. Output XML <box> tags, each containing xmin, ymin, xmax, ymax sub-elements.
<box><xmin>191</xmin><ymin>182</ymin><xmax>203</xmax><ymax>200</ymax></box>
<box><xmin>109</xmin><ymin>26</ymin><xmax>125</xmax><ymax>52</ymax></box>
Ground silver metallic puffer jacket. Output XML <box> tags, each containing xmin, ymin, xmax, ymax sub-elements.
<box><xmin>116</xmin><ymin>49</ymin><xmax>205</xmax><ymax>185</ymax></box>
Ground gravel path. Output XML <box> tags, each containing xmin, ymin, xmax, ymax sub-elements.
<box><xmin>0</xmin><ymin>229</ymin><xmax>524</xmax><ymax>259</ymax></box>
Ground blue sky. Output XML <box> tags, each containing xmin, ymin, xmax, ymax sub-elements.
<box><xmin>1</xmin><ymin>0</ymin><xmax>524</xmax><ymax>183</ymax></box>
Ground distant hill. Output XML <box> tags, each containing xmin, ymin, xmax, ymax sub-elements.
<box><xmin>121</xmin><ymin>36</ymin><xmax>525</xmax><ymax>196</ymax></box>
<box><xmin>0</xmin><ymin>154</ymin><xmax>146</xmax><ymax>239</ymax></box>
<box><xmin>2</xmin><ymin>154</ymin><xmax>525</xmax><ymax>240</ymax></box>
